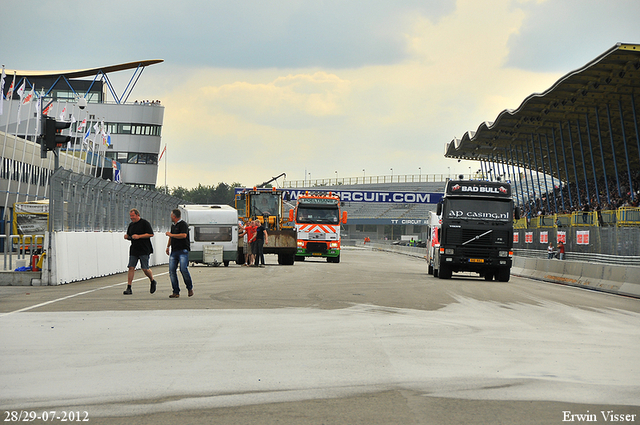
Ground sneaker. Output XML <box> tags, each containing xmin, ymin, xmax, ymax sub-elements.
<box><xmin>150</xmin><ymin>279</ymin><xmax>157</xmax><ymax>294</ymax></box>
<box><xmin>123</xmin><ymin>287</ymin><xmax>132</xmax><ymax>295</ymax></box>
<box><xmin>188</xmin><ymin>289</ymin><xmax>194</xmax><ymax>297</ymax></box>
<box><xmin>169</xmin><ymin>293</ymin><xmax>179</xmax><ymax>298</ymax></box>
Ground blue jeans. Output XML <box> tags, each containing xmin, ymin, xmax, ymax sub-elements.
<box><xmin>169</xmin><ymin>249</ymin><xmax>193</xmax><ymax>294</ymax></box>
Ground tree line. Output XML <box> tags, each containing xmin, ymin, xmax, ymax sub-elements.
<box><xmin>156</xmin><ymin>182</ymin><xmax>243</xmax><ymax>206</ymax></box>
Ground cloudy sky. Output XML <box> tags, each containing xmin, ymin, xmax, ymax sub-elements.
<box><xmin>4</xmin><ymin>0</ymin><xmax>640</xmax><ymax>189</ymax></box>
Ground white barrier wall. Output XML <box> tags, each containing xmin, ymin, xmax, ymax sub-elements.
<box><xmin>47</xmin><ymin>231</ymin><xmax>170</xmax><ymax>285</ymax></box>
<box><xmin>511</xmin><ymin>257</ymin><xmax>640</xmax><ymax>298</ymax></box>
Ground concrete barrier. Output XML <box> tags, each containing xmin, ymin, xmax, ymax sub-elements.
<box><xmin>513</xmin><ymin>256</ymin><xmax>640</xmax><ymax>299</ymax></box>
<box><xmin>368</xmin><ymin>244</ymin><xmax>640</xmax><ymax>298</ymax></box>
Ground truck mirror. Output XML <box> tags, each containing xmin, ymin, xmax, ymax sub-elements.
<box><xmin>436</xmin><ymin>201</ymin><xmax>442</xmax><ymax>216</ymax></box>
<box><xmin>514</xmin><ymin>207</ymin><xmax>521</xmax><ymax>220</ymax></box>
<box><xmin>342</xmin><ymin>211</ymin><xmax>348</xmax><ymax>224</ymax></box>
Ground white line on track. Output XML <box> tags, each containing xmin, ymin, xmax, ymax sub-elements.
<box><xmin>0</xmin><ymin>271</ymin><xmax>169</xmax><ymax>318</ymax></box>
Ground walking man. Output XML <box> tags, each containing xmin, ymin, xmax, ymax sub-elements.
<box><xmin>165</xmin><ymin>208</ymin><xmax>193</xmax><ymax>298</ymax></box>
<box><xmin>124</xmin><ymin>208</ymin><xmax>157</xmax><ymax>295</ymax></box>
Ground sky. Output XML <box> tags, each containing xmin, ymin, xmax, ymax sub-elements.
<box><xmin>3</xmin><ymin>0</ymin><xmax>640</xmax><ymax>189</ymax></box>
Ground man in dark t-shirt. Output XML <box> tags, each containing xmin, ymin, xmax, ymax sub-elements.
<box><xmin>253</xmin><ymin>221</ymin><xmax>268</xmax><ymax>267</ymax></box>
<box><xmin>123</xmin><ymin>208</ymin><xmax>157</xmax><ymax>295</ymax></box>
<box><xmin>165</xmin><ymin>208</ymin><xmax>193</xmax><ymax>298</ymax></box>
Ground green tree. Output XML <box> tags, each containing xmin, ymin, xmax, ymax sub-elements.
<box><xmin>162</xmin><ymin>182</ymin><xmax>243</xmax><ymax>206</ymax></box>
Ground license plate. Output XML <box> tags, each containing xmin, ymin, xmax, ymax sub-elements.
<box><xmin>312</xmin><ymin>253</ymin><xmax>322</xmax><ymax>256</ymax></box>
<box><xmin>469</xmin><ymin>258</ymin><xmax>484</xmax><ymax>263</ymax></box>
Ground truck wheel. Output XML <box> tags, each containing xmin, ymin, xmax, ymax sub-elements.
<box><xmin>484</xmin><ymin>272</ymin><xmax>494</xmax><ymax>281</ymax></box>
<box><xmin>295</xmin><ymin>255</ymin><xmax>305</xmax><ymax>261</ymax></box>
<box><xmin>428</xmin><ymin>264</ymin><xmax>434</xmax><ymax>275</ymax></box>
<box><xmin>433</xmin><ymin>267</ymin><xmax>438</xmax><ymax>277</ymax></box>
<box><xmin>224</xmin><ymin>260</ymin><xmax>229</xmax><ymax>267</ymax></box>
<box><xmin>496</xmin><ymin>268</ymin><xmax>510</xmax><ymax>282</ymax></box>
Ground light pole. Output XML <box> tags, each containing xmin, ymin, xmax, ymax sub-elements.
<box><xmin>390</xmin><ymin>168</ymin><xmax>393</xmax><ymax>182</ymax></box>
<box><xmin>308</xmin><ymin>172</ymin><xmax>311</xmax><ymax>187</ymax></box>
<box><xmin>335</xmin><ymin>170</ymin><xmax>338</xmax><ymax>183</ymax></box>
<box><xmin>418</xmin><ymin>167</ymin><xmax>421</xmax><ymax>180</ymax></box>
<box><xmin>447</xmin><ymin>167</ymin><xmax>450</xmax><ymax>180</ymax></box>
<box><xmin>362</xmin><ymin>169</ymin><xmax>365</xmax><ymax>183</ymax></box>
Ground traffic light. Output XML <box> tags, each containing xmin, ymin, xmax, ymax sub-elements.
<box><xmin>40</xmin><ymin>117</ymin><xmax>71</xmax><ymax>157</ymax></box>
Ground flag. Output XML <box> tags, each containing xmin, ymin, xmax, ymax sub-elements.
<box><xmin>77</xmin><ymin>118</ymin><xmax>86</xmax><ymax>132</ymax></box>
<box><xmin>82</xmin><ymin>126</ymin><xmax>91</xmax><ymax>145</ymax></box>
<box><xmin>158</xmin><ymin>145</ymin><xmax>166</xmax><ymax>161</ymax></box>
<box><xmin>59</xmin><ymin>106</ymin><xmax>67</xmax><ymax>121</ymax></box>
<box><xmin>16</xmin><ymin>80</ymin><xmax>26</xmax><ymax>124</ymax></box>
<box><xmin>103</xmin><ymin>130</ymin><xmax>111</xmax><ymax>147</ymax></box>
<box><xmin>6</xmin><ymin>73</ymin><xmax>15</xmax><ymax>100</ymax></box>
<box><xmin>112</xmin><ymin>160</ymin><xmax>117</xmax><ymax>170</ymax></box>
<box><xmin>0</xmin><ymin>68</ymin><xmax>5</xmax><ymax>116</ymax></box>
<box><xmin>42</xmin><ymin>100</ymin><xmax>53</xmax><ymax>116</ymax></box>
<box><xmin>16</xmin><ymin>80</ymin><xmax>25</xmax><ymax>99</ymax></box>
<box><xmin>22</xmin><ymin>86</ymin><xmax>34</xmax><ymax>105</ymax></box>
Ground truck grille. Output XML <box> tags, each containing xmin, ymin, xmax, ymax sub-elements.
<box><xmin>445</xmin><ymin>228</ymin><xmax>509</xmax><ymax>247</ymax></box>
<box><xmin>306</xmin><ymin>242</ymin><xmax>328</xmax><ymax>254</ymax></box>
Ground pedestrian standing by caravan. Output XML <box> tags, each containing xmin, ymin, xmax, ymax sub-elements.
<box><xmin>166</xmin><ymin>209</ymin><xmax>194</xmax><ymax>298</ymax></box>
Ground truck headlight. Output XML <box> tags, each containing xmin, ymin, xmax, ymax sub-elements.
<box><xmin>445</xmin><ymin>248</ymin><xmax>454</xmax><ymax>255</ymax></box>
<box><xmin>499</xmin><ymin>251</ymin><xmax>509</xmax><ymax>257</ymax></box>
<box><xmin>330</xmin><ymin>242</ymin><xmax>338</xmax><ymax>248</ymax></box>
<box><xmin>297</xmin><ymin>241</ymin><xmax>304</xmax><ymax>247</ymax></box>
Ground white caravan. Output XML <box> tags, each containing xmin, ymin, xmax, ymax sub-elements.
<box><xmin>178</xmin><ymin>204</ymin><xmax>238</xmax><ymax>267</ymax></box>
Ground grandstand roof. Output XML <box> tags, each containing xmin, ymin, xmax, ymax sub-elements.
<box><xmin>445</xmin><ymin>43</ymin><xmax>640</xmax><ymax>183</ymax></box>
<box><xmin>4</xmin><ymin>59</ymin><xmax>163</xmax><ymax>79</ymax></box>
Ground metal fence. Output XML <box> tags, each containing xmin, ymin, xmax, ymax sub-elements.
<box><xmin>514</xmin><ymin>226</ymin><xmax>640</xmax><ymax>257</ymax></box>
<box><xmin>50</xmin><ymin>168</ymin><xmax>183</xmax><ymax>232</ymax></box>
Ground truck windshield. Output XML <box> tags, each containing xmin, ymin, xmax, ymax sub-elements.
<box><xmin>251</xmin><ymin>193</ymin><xmax>279</xmax><ymax>217</ymax></box>
<box><xmin>296</xmin><ymin>206</ymin><xmax>340</xmax><ymax>224</ymax></box>
<box><xmin>445</xmin><ymin>199</ymin><xmax>512</xmax><ymax>222</ymax></box>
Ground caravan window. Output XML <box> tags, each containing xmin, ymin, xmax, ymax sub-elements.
<box><xmin>194</xmin><ymin>226</ymin><xmax>232</xmax><ymax>242</ymax></box>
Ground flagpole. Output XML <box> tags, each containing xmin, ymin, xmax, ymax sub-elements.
<box><xmin>3</xmin><ymin>77</ymin><xmax>26</xmax><ymax>215</ymax></box>
<box><xmin>1</xmin><ymin>72</ymin><xmax>17</xmax><ymax>229</ymax></box>
<box><xmin>15</xmin><ymin>84</ymin><xmax>35</xmax><ymax>202</ymax></box>
<box><xmin>25</xmin><ymin>92</ymin><xmax>43</xmax><ymax>200</ymax></box>
<box><xmin>164</xmin><ymin>144</ymin><xmax>167</xmax><ymax>194</ymax></box>
<box><xmin>61</xmin><ymin>102</ymin><xmax>72</xmax><ymax>169</ymax></box>
<box><xmin>82</xmin><ymin>119</ymin><xmax>93</xmax><ymax>175</ymax></box>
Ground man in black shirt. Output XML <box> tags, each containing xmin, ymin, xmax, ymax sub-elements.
<box><xmin>252</xmin><ymin>221</ymin><xmax>268</xmax><ymax>267</ymax></box>
<box><xmin>165</xmin><ymin>208</ymin><xmax>193</xmax><ymax>298</ymax></box>
<box><xmin>123</xmin><ymin>208</ymin><xmax>157</xmax><ymax>295</ymax></box>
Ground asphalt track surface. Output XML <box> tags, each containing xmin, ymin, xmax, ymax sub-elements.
<box><xmin>1</xmin><ymin>247</ymin><xmax>639</xmax><ymax>425</ymax></box>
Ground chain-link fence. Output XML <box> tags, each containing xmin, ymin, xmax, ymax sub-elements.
<box><xmin>50</xmin><ymin>168</ymin><xmax>183</xmax><ymax>232</ymax></box>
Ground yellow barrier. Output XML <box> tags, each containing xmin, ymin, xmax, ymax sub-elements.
<box><xmin>571</xmin><ymin>211</ymin><xmax>597</xmax><ymax>226</ymax></box>
<box><xmin>530</xmin><ymin>215</ymin><xmax>556</xmax><ymax>228</ymax></box>
<box><xmin>514</xmin><ymin>218</ymin><xmax>528</xmax><ymax>229</ymax></box>
<box><xmin>515</xmin><ymin>209</ymin><xmax>639</xmax><ymax>228</ymax></box>
<box><xmin>617</xmin><ymin>207</ymin><xmax>640</xmax><ymax>226</ymax></box>
<box><xmin>555</xmin><ymin>214</ymin><xmax>572</xmax><ymax>228</ymax></box>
